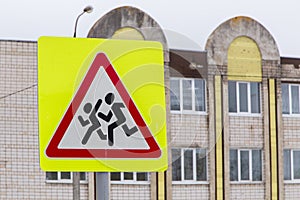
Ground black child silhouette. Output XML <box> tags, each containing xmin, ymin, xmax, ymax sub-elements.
<box><xmin>78</xmin><ymin>99</ymin><xmax>107</xmax><ymax>145</ymax></box>
<box><xmin>98</xmin><ymin>93</ymin><xmax>138</xmax><ymax>146</ymax></box>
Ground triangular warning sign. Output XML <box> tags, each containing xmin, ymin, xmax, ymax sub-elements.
<box><xmin>46</xmin><ymin>53</ymin><xmax>161</xmax><ymax>158</ymax></box>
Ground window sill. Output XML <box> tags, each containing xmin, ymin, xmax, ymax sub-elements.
<box><xmin>110</xmin><ymin>181</ymin><xmax>150</xmax><ymax>185</ymax></box>
<box><xmin>282</xmin><ymin>114</ymin><xmax>300</xmax><ymax>118</ymax></box>
<box><xmin>228</xmin><ymin>113</ymin><xmax>262</xmax><ymax>117</ymax></box>
<box><xmin>284</xmin><ymin>180</ymin><xmax>300</xmax><ymax>184</ymax></box>
<box><xmin>46</xmin><ymin>180</ymin><xmax>88</xmax><ymax>184</ymax></box>
<box><xmin>172</xmin><ymin>181</ymin><xmax>209</xmax><ymax>185</ymax></box>
<box><xmin>170</xmin><ymin>111</ymin><xmax>208</xmax><ymax>115</ymax></box>
<box><xmin>230</xmin><ymin>181</ymin><xmax>263</xmax><ymax>185</ymax></box>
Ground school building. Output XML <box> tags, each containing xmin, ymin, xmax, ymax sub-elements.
<box><xmin>1</xmin><ymin>5</ymin><xmax>300</xmax><ymax>200</ymax></box>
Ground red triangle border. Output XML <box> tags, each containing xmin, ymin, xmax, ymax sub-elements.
<box><xmin>45</xmin><ymin>53</ymin><xmax>161</xmax><ymax>158</ymax></box>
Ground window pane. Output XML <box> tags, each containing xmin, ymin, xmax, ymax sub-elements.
<box><xmin>239</xmin><ymin>83</ymin><xmax>248</xmax><ymax>112</ymax></box>
<box><xmin>172</xmin><ymin>149</ymin><xmax>181</xmax><ymax>181</ymax></box>
<box><xmin>250</xmin><ymin>82</ymin><xmax>260</xmax><ymax>113</ymax></box>
<box><xmin>183</xmin><ymin>80</ymin><xmax>192</xmax><ymax>110</ymax></box>
<box><xmin>195</xmin><ymin>79</ymin><xmax>205</xmax><ymax>111</ymax></box>
<box><xmin>196</xmin><ymin>149</ymin><xmax>207</xmax><ymax>181</ymax></box>
<box><xmin>170</xmin><ymin>79</ymin><xmax>180</xmax><ymax>111</ymax></box>
<box><xmin>110</xmin><ymin>172</ymin><xmax>121</xmax><ymax>181</ymax></box>
<box><xmin>124</xmin><ymin>172</ymin><xmax>133</xmax><ymax>180</ymax></box>
<box><xmin>184</xmin><ymin>149</ymin><xmax>193</xmax><ymax>180</ymax></box>
<box><xmin>291</xmin><ymin>86</ymin><xmax>300</xmax><ymax>114</ymax></box>
<box><xmin>80</xmin><ymin>172</ymin><xmax>86</xmax><ymax>181</ymax></box>
<box><xmin>284</xmin><ymin>150</ymin><xmax>291</xmax><ymax>180</ymax></box>
<box><xmin>61</xmin><ymin>172</ymin><xmax>71</xmax><ymax>180</ymax></box>
<box><xmin>136</xmin><ymin>173</ymin><xmax>148</xmax><ymax>181</ymax></box>
<box><xmin>293</xmin><ymin>151</ymin><xmax>300</xmax><ymax>179</ymax></box>
<box><xmin>282</xmin><ymin>84</ymin><xmax>290</xmax><ymax>114</ymax></box>
<box><xmin>252</xmin><ymin>150</ymin><xmax>262</xmax><ymax>181</ymax></box>
<box><xmin>230</xmin><ymin>150</ymin><xmax>238</xmax><ymax>181</ymax></box>
<box><xmin>240</xmin><ymin>151</ymin><xmax>250</xmax><ymax>180</ymax></box>
<box><xmin>228</xmin><ymin>81</ymin><xmax>237</xmax><ymax>112</ymax></box>
<box><xmin>46</xmin><ymin>172</ymin><xmax>58</xmax><ymax>180</ymax></box>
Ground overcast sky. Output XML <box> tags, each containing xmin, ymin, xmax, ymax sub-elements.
<box><xmin>0</xmin><ymin>0</ymin><xmax>299</xmax><ymax>57</ymax></box>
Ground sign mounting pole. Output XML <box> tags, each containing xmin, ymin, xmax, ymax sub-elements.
<box><xmin>95</xmin><ymin>172</ymin><xmax>109</xmax><ymax>200</ymax></box>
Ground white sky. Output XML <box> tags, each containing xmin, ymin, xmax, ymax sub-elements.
<box><xmin>0</xmin><ymin>0</ymin><xmax>299</xmax><ymax>57</ymax></box>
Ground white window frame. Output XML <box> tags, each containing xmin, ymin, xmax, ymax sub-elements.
<box><xmin>46</xmin><ymin>172</ymin><xmax>87</xmax><ymax>184</ymax></box>
<box><xmin>284</xmin><ymin>149</ymin><xmax>300</xmax><ymax>183</ymax></box>
<box><xmin>228</xmin><ymin>81</ymin><xmax>261</xmax><ymax>116</ymax></box>
<box><xmin>110</xmin><ymin>172</ymin><xmax>150</xmax><ymax>185</ymax></box>
<box><xmin>170</xmin><ymin>78</ymin><xmax>206</xmax><ymax>114</ymax></box>
<box><xmin>172</xmin><ymin>148</ymin><xmax>208</xmax><ymax>184</ymax></box>
<box><xmin>230</xmin><ymin>149</ymin><xmax>262</xmax><ymax>183</ymax></box>
<box><xmin>282</xmin><ymin>83</ymin><xmax>300</xmax><ymax>116</ymax></box>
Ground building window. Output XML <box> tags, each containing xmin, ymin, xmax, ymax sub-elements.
<box><xmin>228</xmin><ymin>81</ymin><xmax>260</xmax><ymax>114</ymax></box>
<box><xmin>230</xmin><ymin>149</ymin><xmax>262</xmax><ymax>182</ymax></box>
<box><xmin>284</xmin><ymin>149</ymin><xmax>300</xmax><ymax>181</ymax></box>
<box><xmin>282</xmin><ymin>83</ymin><xmax>300</xmax><ymax>115</ymax></box>
<box><xmin>46</xmin><ymin>172</ymin><xmax>87</xmax><ymax>183</ymax></box>
<box><xmin>170</xmin><ymin>78</ymin><xmax>206</xmax><ymax>113</ymax></box>
<box><xmin>110</xmin><ymin>172</ymin><xmax>149</xmax><ymax>184</ymax></box>
<box><xmin>172</xmin><ymin>148</ymin><xmax>207</xmax><ymax>183</ymax></box>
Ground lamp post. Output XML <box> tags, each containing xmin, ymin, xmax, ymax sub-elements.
<box><xmin>73</xmin><ymin>5</ymin><xmax>93</xmax><ymax>38</ymax></box>
<box><xmin>72</xmin><ymin>6</ymin><xmax>93</xmax><ymax>200</ymax></box>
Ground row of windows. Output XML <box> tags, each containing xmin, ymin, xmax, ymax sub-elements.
<box><xmin>46</xmin><ymin>172</ymin><xmax>87</xmax><ymax>183</ymax></box>
<box><xmin>170</xmin><ymin>78</ymin><xmax>300</xmax><ymax>116</ymax></box>
<box><xmin>47</xmin><ymin>149</ymin><xmax>300</xmax><ymax>184</ymax></box>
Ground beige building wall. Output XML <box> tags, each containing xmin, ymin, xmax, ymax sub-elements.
<box><xmin>111</xmin><ymin>185</ymin><xmax>151</xmax><ymax>200</ymax></box>
<box><xmin>0</xmin><ymin>40</ymin><xmax>89</xmax><ymax>199</ymax></box>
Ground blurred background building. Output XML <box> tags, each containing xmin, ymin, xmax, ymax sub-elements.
<box><xmin>1</xmin><ymin>5</ymin><xmax>300</xmax><ymax>200</ymax></box>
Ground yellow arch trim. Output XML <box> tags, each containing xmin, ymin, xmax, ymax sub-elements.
<box><xmin>112</xmin><ymin>27</ymin><xmax>145</xmax><ymax>40</ymax></box>
<box><xmin>228</xmin><ymin>36</ymin><xmax>262</xmax><ymax>81</ymax></box>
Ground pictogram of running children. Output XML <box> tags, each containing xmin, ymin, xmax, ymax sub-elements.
<box><xmin>77</xmin><ymin>92</ymin><xmax>138</xmax><ymax>146</ymax></box>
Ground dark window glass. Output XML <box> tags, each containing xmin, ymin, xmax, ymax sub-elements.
<box><xmin>284</xmin><ymin>150</ymin><xmax>291</xmax><ymax>180</ymax></box>
<box><xmin>110</xmin><ymin>172</ymin><xmax>121</xmax><ymax>181</ymax></box>
<box><xmin>228</xmin><ymin>81</ymin><xmax>237</xmax><ymax>112</ymax></box>
<box><xmin>184</xmin><ymin>149</ymin><xmax>193</xmax><ymax>180</ymax></box>
<box><xmin>293</xmin><ymin>151</ymin><xmax>300</xmax><ymax>179</ymax></box>
<box><xmin>124</xmin><ymin>172</ymin><xmax>133</xmax><ymax>180</ymax></box>
<box><xmin>136</xmin><ymin>172</ymin><xmax>148</xmax><ymax>181</ymax></box>
<box><xmin>46</xmin><ymin>172</ymin><xmax>58</xmax><ymax>180</ymax></box>
<box><xmin>230</xmin><ymin>149</ymin><xmax>238</xmax><ymax>181</ymax></box>
<box><xmin>170</xmin><ymin>79</ymin><xmax>180</xmax><ymax>111</ymax></box>
<box><xmin>282</xmin><ymin>84</ymin><xmax>290</xmax><ymax>114</ymax></box>
<box><xmin>240</xmin><ymin>150</ymin><xmax>249</xmax><ymax>180</ymax></box>
<box><xmin>61</xmin><ymin>172</ymin><xmax>71</xmax><ymax>180</ymax></box>
<box><xmin>172</xmin><ymin>149</ymin><xmax>182</xmax><ymax>181</ymax></box>
<box><xmin>291</xmin><ymin>86</ymin><xmax>300</xmax><ymax>114</ymax></box>
<box><xmin>239</xmin><ymin>83</ymin><xmax>248</xmax><ymax>112</ymax></box>
<box><xmin>196</xmin><ymin>149</ymin><xmax>207</xmax><ymax>181</ymax></box>
<box><xmin>182</xmin><ymin>80</ymin><xmax>192</xmax><ymax>110</ymax></box>
<box><xmin>80</xmin><ymin>172</ymin><xmax>86</xmax><ymax>181</ymax></box>
<box><xmin>195</xmin><ymin>79</ymin><xmax>205</xmax><ymax>111</ymax></box>
<box><xmin>250</xmin><ymin>82</ymin><xmax>260</xmax><ymax>113</ymax></box>
<box><xmin>252</xmin><ymin>150</ymin><xmax>262</xmax><ymax>181</ymax></box>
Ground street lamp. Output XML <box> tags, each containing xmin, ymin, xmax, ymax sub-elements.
<box><xmin>72</xmin><ymin>7</ymin><xmax>93</xmax><ymax>200</ymax></box>
<box><xmin>73</xmin><ymin>5</ymin><xmax>93</xmax><ymax>38</ymax></box>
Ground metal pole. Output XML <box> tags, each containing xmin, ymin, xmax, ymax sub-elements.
<box><xmin>95</xmin><ymin>172</ymin><xmax>109</xmax><ymax>200</ymax></box>
<box><xmin>73</xmin><ymin>172</ymin><xmax>81</xmax><ymax>200</ymax></box>
<box><xmin>71</xmin><ymin>6</ymin><xmax>93</xmax><ymax>200</ymax></box>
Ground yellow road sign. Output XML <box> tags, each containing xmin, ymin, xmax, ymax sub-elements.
<box><xmin>38</xmin><ymin>36</ymin><xmax>167</xmax><ymax>172</ymax></box>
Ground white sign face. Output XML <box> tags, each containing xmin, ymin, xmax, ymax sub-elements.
<box><xmin>58</xmin><ymin>67</ymin><xmax>150</xmax><ymax>150</ymax></box>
